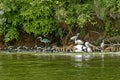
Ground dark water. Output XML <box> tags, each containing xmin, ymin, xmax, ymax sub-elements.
<box><xmin>0</xmin><ymin>53</ymin><xmax>120</xmax><ymax>80</ymax></box>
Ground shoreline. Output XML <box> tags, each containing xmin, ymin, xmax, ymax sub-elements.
<box><xmin>0</xmin><ymin>51</ymin><xmax>120</xmax><ymax>56</ymax></box>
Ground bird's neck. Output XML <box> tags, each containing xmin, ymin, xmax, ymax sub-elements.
<box><xmin>102</xmin><ymin>40</ymin><xmax>104</xmax><ymax>44</ymax></box>
<box><xmin>39</xmin><ymin>37</ymin><xmax>42</xmax><ymax>40</ymax></box>
<box><xmin>76</xmin><ymin>34</ymin><xmax>79</xmax><ymax>38</ymax></box>
<box><xmin>86</xmin><ymin>45</ymin><xmax>89</xmax><ymax>48</ymax></box>
<box><xmin>75</xmin><ymin>37</ymin><xmax>77</xmax><ymax>40</ymax></box>
<box><xmin>74</xmin><ymin>38</ymin><xmax>77</xmax><ymax>43</ymax></box>
<box><xmin>85</xmin><ymin>43</ymin><xmax>90</xmax><ymax>48</ymax></box>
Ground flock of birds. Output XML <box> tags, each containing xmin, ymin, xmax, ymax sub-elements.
<box><xmin>70</xmin><ymin>33</ymin><xmax>103</xmax><ymax>52</ymax></box>
<box><xmin>37</xmin><ymin>33</ymin><xmax>105</xmax><ymax>53</ymax></box>
<box><xmin>70</xmin><ymin>33</ymin><xmax>120</xmax><ymax>53</ymax></box>
<box><xmin>0</xmin><ymin>33</ymin><xmax>120</xmax><ymax>53</ymax></box>
<box><xmin>36</xmin><ymin>33</ymin><xmax>105</xmax><ymax>53</ymax></box>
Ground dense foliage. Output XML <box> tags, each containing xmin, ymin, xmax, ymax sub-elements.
<box><xmin>0</xmin><ymin>0</ymin><xmax>120</xmax><ymax>43</ymax></box>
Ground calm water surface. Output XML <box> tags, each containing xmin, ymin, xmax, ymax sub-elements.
<box><xmin>0</xmin><ymin>53</ymin><xmax>120</xmax><ymax>80</ymax></box>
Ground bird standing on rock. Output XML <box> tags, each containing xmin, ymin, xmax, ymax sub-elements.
<box><xmin>37</xmin><ymin>36</ymin><xmax>51</xmax><ymax>44</ymax></box>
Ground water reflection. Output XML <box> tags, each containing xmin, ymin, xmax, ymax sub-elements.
<box><xmin>72</xmin><ymin>54</ymin><xmax>92</xmax><ymax>67</ymax></box>
<box><xmin>74</xmin><ymin>55</ymin><xmax>82</xmax><ymax>62</ymax></box>
<box><xmin>1</xmin><ymin>53</ymin><xmax>120</xmax><ymax>68</ymax></box>
<box><xmin>72</xmin><ymin>54</ymin><xmax>106</xmax><ymax>68</ymax></box>
<box><xmin>72</xmin><ymin>55</ymin><xmax>82</xmax><ymax>67</ymax></box>
<box><xmin>100</xmin><ymin>54</ymin><xmax>104</xmax><ymax>68</ymax></box>
<box><xmin>83</xmin><ymin>54</ymin><xmax>91</xmax><ymax>61</ymax></box>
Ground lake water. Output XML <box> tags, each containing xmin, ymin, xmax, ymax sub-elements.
<box><xmin>0</xmin><ymin>53</ymin><xmax>120</xmax><ymax>80</ymax></box>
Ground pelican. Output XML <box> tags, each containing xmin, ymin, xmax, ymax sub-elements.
<box><xmin>73</xmin><ymin>44</ymin><xmax>84</xmax><ymax>52</ymax></box>
<box><xmin>85</xmin><ymin>42</ymin><xmax>92</xmax><ymax>52</ymax></box>
<box><xmin>38</xmin><ymin>36</ymin><xmax>51</xmax><ymax>44</ymax></box>
<box><xmin>74</xmin><ymin>38</ymin><xmax>84</xmax><ymax>45</ymax></box>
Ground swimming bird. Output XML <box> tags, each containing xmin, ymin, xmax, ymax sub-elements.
<box><xmin>38</xmin><ymin>36</ymin><xmax>51</xmax><ymax>44</ymax></box>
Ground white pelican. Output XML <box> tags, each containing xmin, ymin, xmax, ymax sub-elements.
<box><xmin>73</xmin><ymin>44</ymin><xmax>84</xmax><ymax>52</ymax></box>
<box><xmin>74</xmin><ymin>38</ymin><xmax>84</xmax><ymax>45</ymax></box>
<box><xmin>85</xmin><ymin>42</ymin><xmax>92</xmax><ymax>52</ymax></box>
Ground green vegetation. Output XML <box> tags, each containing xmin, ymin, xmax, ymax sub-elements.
<box><xmin>0</xmin><ymin>0</ymin><xmax>120</xmax><ymax>43</ymax></box>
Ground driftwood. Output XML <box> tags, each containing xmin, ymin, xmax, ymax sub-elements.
<box><xmin>104</xmin><ymin>44</ymin><xmax>120</xmax><ymax>52</ymax></box>
<box><xmin>103</xmin><ymin>36</ymin><xmax>120</xmax><ymax>52</ymax></box>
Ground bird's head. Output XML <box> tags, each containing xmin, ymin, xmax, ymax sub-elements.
<box><xmin>76</xmin><ymin>33</ymin><xmax>80</xmax><ymax>36</ymax></box>
<box><xmin>102</xmin><ymin>39</ymin><xmax>105</xmax><ymax>42</ymax></box>
<box><xmin>100</xmin><ymin>39</ymin><xmax>105</xmax><ymax>44</ymax></box>
<box><xmin>99</xmin><ymin>37</ymin><xmax>105</xmax><ymax>43</ymax></box>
